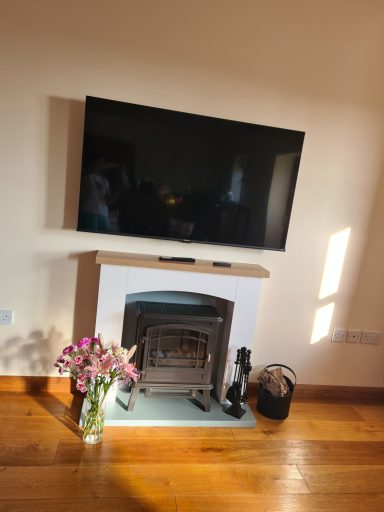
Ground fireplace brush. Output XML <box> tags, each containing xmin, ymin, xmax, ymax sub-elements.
<box><xmin>224</xmin><ymin>347</ymin><xmax>252</xmax><ymax>419</ymax></box>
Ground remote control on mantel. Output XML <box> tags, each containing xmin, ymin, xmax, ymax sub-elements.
<box><xmin>158</xmin><ymin>256</ymin><xmax>196</xmax><ymax>263</ymax></box>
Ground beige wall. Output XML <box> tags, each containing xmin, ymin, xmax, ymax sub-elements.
<box><xmin>1</xmin><ymin>0</ymin><xmax>384</xmax><ymax>385</ymax></box>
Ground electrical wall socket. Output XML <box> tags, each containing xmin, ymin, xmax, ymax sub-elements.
<box><xmin>347</xmin><ymin>329</ymin><xmax>361</xmax><ymax>343</ymax></box>
<box><xmin>332</xmin><ymin>328</ymin><xmax>347</xmax><ymax>342</ymax></box>
<box><xmin>361</xmin><ymin>331</ymin><xmax>382</xmax><ymax>345</ymax></box>
<box><xmin>0</xmin><ymin>309</ymin><xmax>15</xmax><ymax>325</ymax></box>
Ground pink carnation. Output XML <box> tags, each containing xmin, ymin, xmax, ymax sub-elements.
<box><xmin>73</xmin><ymin>355</ymin><xmax>84</xmax><ymax>366</ymax></box>
<box><xmin>76</xmin><ymin>380</ymin><xmax>87</xmax><ymax>393</ymax></box>
<box><xmin>77</xmin><ymin>337</ymin><xmax>92</xmax><ymax>349</ymax></box>
<box><xmin>75</xmin><ymin>373</ymin><xmax>88</xmax><ymax>392</ymax></box>
<box><xmin>62</xmin><ymin>345</ymin><xmax>75</xmax><ymax>355</ymax></box>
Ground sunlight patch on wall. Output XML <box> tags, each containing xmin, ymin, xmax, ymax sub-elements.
<box><xmin>310</xmin><ymin>302</ymin><xmax>335</xmax><ymax>344</ymax></box>
<box><xmin>310</xmin><ymin>227</ymin><xmax>351</xmax><ymax>344</ymax></box>
<box><xmin>319</xmin><ymin>227</ymin><xmax>351</xmax><ymax>300</ymax></box>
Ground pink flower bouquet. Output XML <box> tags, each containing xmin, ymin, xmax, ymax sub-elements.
<box><xmin>54</xmin><ymin>334</ymin><xmax>139</xmax><ymax>443</ymax></box>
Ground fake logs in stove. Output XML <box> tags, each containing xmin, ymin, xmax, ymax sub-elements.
<box><xmin>224</xmin><ymin>347</ymin><xmax>252</xmax><ymax>419</ymax></box>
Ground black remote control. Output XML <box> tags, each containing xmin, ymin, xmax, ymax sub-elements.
<box><xmin>212</xmin><ymin>261</ymin><xmax>231</xmax><ymax>267</ymax></box>
<box><xmin>159</xmin><ymin>256</ymin><xmax>196</xmax><ymax>263</ymax></box>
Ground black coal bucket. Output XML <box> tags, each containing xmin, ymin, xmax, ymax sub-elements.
<box><xmin>256</xmin><ymin>364</ymin><xmax>296</xmax><ymax>420</ymax></box>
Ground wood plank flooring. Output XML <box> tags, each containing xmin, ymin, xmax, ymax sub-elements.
<box><xmin>0</xmin><ymin>391</ymin><xmax>383</xmax><ymax>511</ymax></box>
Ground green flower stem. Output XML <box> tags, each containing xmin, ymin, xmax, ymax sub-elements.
<box><xmin>82</xmin><ymin>379</ymin><xmax>113</xmax><ymax>443</ymax></box>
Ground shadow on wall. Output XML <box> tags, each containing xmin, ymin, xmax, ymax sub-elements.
<box><xmin>46</xmin><ymin>96</ymin><xmax>85</xmax><ymax>231</ymax></box>
<box><xmin>0</xmin><ymin>327</ymin><xmax>65</xmax><ymax>375</ymax></box>
<box><xmin>0</xmin><ymin>252</ymin><xmax>99</xmax><ymax>374</ymax></box>
<box><xmin>70</xmin><ymin>251</ymin><xmax>100</xmax><ymax>342</ymax></box>
<box><xmin>45</xmin><ymin>97</ymin><xmax>101</xmax><ymax>338</ymax></box>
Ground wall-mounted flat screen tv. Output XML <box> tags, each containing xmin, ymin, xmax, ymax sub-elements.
<box><xmin>77</xmin><ymin>95</ymin><xmax>305</xmax><ymax>251</ymax></box>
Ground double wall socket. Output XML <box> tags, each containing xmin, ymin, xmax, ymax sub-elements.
<box><xmin>332</xmin><ymin>329</ymin><xmax>347</xmax><ymax>342</ymax></box>
<box><xmin>0</xmin><ymin>309</ymin><xmax>15</xmax><ymax>325</ymax></box>
<box><xmin>361</xmin><ymin>331</ymin><xmax>382</xmax><ymax>345</ymax></box>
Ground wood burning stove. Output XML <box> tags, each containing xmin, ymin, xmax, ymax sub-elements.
<box><xmin>127</xmin><ymin>301</ymin><xmax>223</xmax><ymax>412</ymax></box>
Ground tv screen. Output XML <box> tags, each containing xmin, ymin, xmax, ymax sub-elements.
<box><xmin>77</xmin><ymin>96</ymin><xmax>305</xmax><ymax>250</ymax></box>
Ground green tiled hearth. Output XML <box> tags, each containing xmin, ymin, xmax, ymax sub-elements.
<box><xmin>80</xmin><ymin>388</ymin><xmax>256</xmax><ymax>427</ymax></box>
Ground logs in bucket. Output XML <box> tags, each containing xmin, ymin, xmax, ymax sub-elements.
<box><xmin>256</xmin><ymin>364</ymin><xmax>296</xmax><ymax>420</ymax></box>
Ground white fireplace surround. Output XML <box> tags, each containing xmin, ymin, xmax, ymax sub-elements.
<box><xmin>95</xmin><ymin>251</ymin><xmax>270</xmax><ymax>401</ymax></box>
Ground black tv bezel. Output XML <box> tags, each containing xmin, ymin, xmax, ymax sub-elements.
<box><xmin>77</xmin><ymin>95</ymin><xmax>305</xmax><ymax>252</ymax></box>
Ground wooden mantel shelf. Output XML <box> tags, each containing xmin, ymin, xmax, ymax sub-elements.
<box><xmin>96</xmin><ymin>251</ymin><xmax>270</xmax><ymax>279</ymax></box>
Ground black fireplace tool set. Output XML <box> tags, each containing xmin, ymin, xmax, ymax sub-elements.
<box><xmin>224</xmin><ymin>347</ymin><xmax>252</xmax><ymax>419</ymax></box>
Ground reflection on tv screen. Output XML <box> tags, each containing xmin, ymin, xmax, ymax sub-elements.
<box><xmin>77</xmin><ymin>96</ymin><xmax>305</xmax><ymax>251</ymax></box>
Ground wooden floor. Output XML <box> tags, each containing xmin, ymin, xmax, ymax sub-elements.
<box><xmin>1</xmin><ymin>390</ymin><xmax>384</xmax><ymax>511</ymax></box>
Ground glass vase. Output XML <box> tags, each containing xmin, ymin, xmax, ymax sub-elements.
<box><xmin>82</xmin><ymin>397</ymin><xmax>106</xmax><ymax>444</ymax></box>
